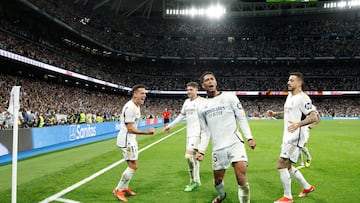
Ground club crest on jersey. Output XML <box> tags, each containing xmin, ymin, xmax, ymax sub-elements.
<box><xmin>305</xmin><ymin>103</ymin><xmax>312</xmax><ymax>110</ymax></box>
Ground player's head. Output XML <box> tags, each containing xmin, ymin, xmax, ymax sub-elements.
<box><xmin>131</xmin><ymin>84</ymin><xmax>147</xmax><ymax>105</ymax></box>
<box><xmin>200</xmin><ymin>72</ymin><xmax>217</xmax><ymax>94</ymax></box>
<box><xmin>186</xmin><ymin>81</ymin><xmax>199</xmax><ymax>99</ymax></box>
<box><xmin>288</xmin><ymin>72</ymin><xmax>304</xmax><ymax>92</ymax></box>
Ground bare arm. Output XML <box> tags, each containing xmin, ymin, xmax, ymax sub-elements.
<box><xmin>266</xmin><ymin>110</ymin><xmax>284</xmax><ymax>117</ymax></box>
<box><xmin>126</xmin><ymin>123</ymin><xmax>155</xmax><ymax>135</ymax></box>
<box><xmin>288</xmin><ymin>111</ymin><xmax>318</xmax><ymax>133</ymax></box>
<box><xmin>309</xmin><ymin>112</ymin><xmax>321</xmax><ymax>129</ymax></box>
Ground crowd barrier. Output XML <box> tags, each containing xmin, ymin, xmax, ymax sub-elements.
<box><xmin>0</xmin><ymin>118</ymin><xmax>164</xmax><ymax>164</ymax></box>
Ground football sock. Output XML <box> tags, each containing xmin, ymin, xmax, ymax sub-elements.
<box><xmin>215</xmin><ymin>180</ymin><xmax>226</xmax><ymax>199</ymax></box>
<box><xmin>117</xmin><ymin>167</ymin><xmax>135</xmax><ymax>190</ymax></box>
<box><xmin>302</xmin><ymin>147</ymin><xmax>311</xmax><ymax>161</ymax></box>
<box><xmin>279</xmin><ymin>168</ymin><xmax>292</xmax><ymax>198</ymax></box>
<box><xmin>193</xmin><ymin>159</ymin><xmax>200</xmax><ymax>183</ymax></box>
<box><xmin>238</xmin><ymin>182</ymin><xmax>250</xmax><ymax>203</ymax></box>
<box><xmin>186</xmin><ymin>155</ymin><xmax>195</xmax><ymax>183</ymax></box>
<box><xmin>298</xmin><ymin>151</ymin><xmax>304</xmax><ymax>165</ymax></box>
<box><xmin>289</xmin><ymin>166</ymin><xmax>311</xmax><ymax>189</ymax></box>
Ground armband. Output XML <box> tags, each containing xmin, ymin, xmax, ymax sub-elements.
<box><xmin>247</xmin><ymin>138</ymin><xmax>253</xmax><ymax>142</ymax></box>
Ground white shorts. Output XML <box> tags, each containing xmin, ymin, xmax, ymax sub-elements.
<box><xmin>120</xmin><ymin>145</ymin><xmax>138</xmax><ymax>161</ymax></box>
<box><xmin>186</xmin><ymin>136</ymin><xmax>200</xmax><ymax>151</ymax></box>
<box><xmin>212</xmin><ymin>142</ymin><xmax>248</xmax><ymax>170</ymax></box>
<box><xmin>280</xmin><ymin>142</ymin><xmax>301</xmax><ymax>163</ymax></box>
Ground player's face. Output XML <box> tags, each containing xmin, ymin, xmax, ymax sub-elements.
<box><xmin>202</xmin><ymin>74</ymin><xmax>217</xmax><ymax>93</ymax></box>
<box><xmin>133</xmin><ymin>88</ymin><xmax>147</xmax><ymax>105</ymax></box>
<box><xmin>287</xmin><ymin>75</ymin><xmax>301</xmax><ymax>91</ymax></box>
<box><xmin>186</xmin><ymin>86</ymin><xmax>197</xmax><ymax>99</ymax></box>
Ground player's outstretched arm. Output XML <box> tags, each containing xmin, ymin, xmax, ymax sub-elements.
<box><xmin>126</xmin><ymin>123</ymin><xmax>155</xmax><ymax>135</ymax></box>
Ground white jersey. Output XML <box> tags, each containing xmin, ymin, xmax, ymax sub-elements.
<box><xmin>283</xmin><ymin>91</ymin><xmax>316</xmax><ymax>146</ymax></box>
<box><xmin>116</xmin><ymin>100</ymin><xmax>141</xmax><ymax>148</ymax></box>
<box><xmin>168</xmin><ymin>96</ymin><xmax>206</xmax><ymax>138</ymax></box>
<box><xmin>198</xmin><ymin>92</ymin><xmax>252</xmax><ymax>152</ymax></box>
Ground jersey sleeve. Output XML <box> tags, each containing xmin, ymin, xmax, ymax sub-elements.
<box><xmin>230</xmin><ymin>94</ymin><xmax>253</xmax><ymax>140</ymax></box>
<box><xmin>196</xmin><ymin>108</ymin><xmax>210</xmax><ymax>154</ymax></box>
<box><xmin>123</xmin><ymin>105</ymin><xmax>136</xmax><ymax>124</ymax></box>
<box><xmin>167</xmin><ymin>113</ymin><xmax>185</xmax><ymax>128</ymax></box>
<box><xmin>300</xmin><ymin>95</ymin><xmax>317</xmax><ymax>116</ymax></box>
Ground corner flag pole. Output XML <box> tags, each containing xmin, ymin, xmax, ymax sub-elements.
<box><xmin>9</xmin><ymin>86</ymin><xmax>21</xmax><ymax>203</ymax></box>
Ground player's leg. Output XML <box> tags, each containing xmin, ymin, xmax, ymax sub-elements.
<box><xmin>184</xmin><ymin>137</ymin><xmax>202</xmax><ymax>191</ymax></box>
<box><xmin>114</xmin><ymin>146</ymin><xmax>138</xmax><ymax>201</ymax></box>
<box><xmin>275</xmin><ymin>143</ymin><xmax>300</xmax><ymax>203</ymax></box>
<box><xmin>302</xmin><ymin>146</ymin><xmax>312</xmax><ymax>167</ymax></box>
<box><xmin>289</xmin><ymin>165</ymin><xmax>314</xmax><ymax>197</ymax></box>
<box><xmin>233</xmin><ymin>161</ymin><xmax>250</xmax><ymax>203</ymax></box>
<box><xmin>192</xmin><ymin>137</ymin><xmax>201</xmax><ymax>185</ymax></box>
<box><xmin>184</xmin><ymin>152</ymin><xmax>196</xmax><ymax>191</ymax></box>
<box><xmin>211</xmin><ymin>149</ymin><xmax>229</xmax><ymax>202</ymax></box>
<box><xmin>230</xmin><ymin>142</ymin><xmax>250</xmax><ymax>203</ymax></box>
<box><xmin>274</xmin><ymin>158</ymin><xmax>293</xmax><ymax>203</ymax></box>
<box><xmin>213</xmin><ymin>169</ymin><xmax>227</xmax><ymax>203</ymax></box>
<box><xmin>296</xmin><ymin>149</ymin><xmax>305</xmax><ymax>169</ymax></box>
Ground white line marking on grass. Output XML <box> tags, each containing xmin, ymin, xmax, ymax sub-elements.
<box><xmin>54</xmin><ymin>198</ymin><xmax>82</xmax><ymax>203</ymax></box>
<box><xmin>39</xmin><ymin>127</ymin><xmax>185</xmax><ymax>203</ymax></box>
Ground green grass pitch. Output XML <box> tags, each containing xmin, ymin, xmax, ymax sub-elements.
<box><xmin>0</xmin><ymin>120</ymin><xmax>359</xmax><ymax>202</ymax></box>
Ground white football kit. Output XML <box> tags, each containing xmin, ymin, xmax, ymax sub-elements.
<box><xmin>198</xmin><ymin>92</ymin><xmax>253</xmax><ymax>169</ymax></box>
<box><xmin>116</xmin><ymin>100</ymin><xmax>141</xmax><ymax>160</ymax></box>
<box><xmin>281</xmin><ymin>91</ymin><xmax>316</xmax><ymax>162</ymax></box>
<box><xmin>168</xmin><ymin>96</ymin><xmax>206</xmax><ymax>150</ymax></box>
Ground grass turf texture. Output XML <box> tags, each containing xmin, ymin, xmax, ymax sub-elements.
<box><xmin>0</xmin><ymin>120</ymin><xmax>359</xmax><ymax>202</ymax></box>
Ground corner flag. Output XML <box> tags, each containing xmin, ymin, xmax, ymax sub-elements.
<box><xmin>9</xmin><ymin>86</ymin><xmax>21</xmax><ymax>203</ymax></box>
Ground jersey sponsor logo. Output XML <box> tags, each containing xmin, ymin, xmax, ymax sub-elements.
<box><xmin>204</xmin><ymin>106</ymin><xmax>225</xmax><ymax>118</ymax></box>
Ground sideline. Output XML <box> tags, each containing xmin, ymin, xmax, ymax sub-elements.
<box><xmin>39</xmin><ymin>127</ymin><xmax>185</xmax><ymax>203</ymax></box>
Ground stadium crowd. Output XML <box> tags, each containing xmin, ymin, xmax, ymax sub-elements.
<box><xmin>0</xmin><ymin>73</ymin><xmax>359</xmax><ymax>129</ymax></box>
<box><xmin>1</xmin><ymin>19</ymin><xmax>359</xmax><ymax>91</ymax></box>
<box><xmin>26</xmin><ymin>0</ymin><xmax>360</xmax><ymax>58</ymax></box>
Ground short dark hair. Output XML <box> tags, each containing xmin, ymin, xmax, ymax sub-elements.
<box><xmin>199</xmin><ymin>71</ymin><xmax>215</xmax><ymax>83</ymax></box>
<box><xmin>186</xmin><ymin>81</ymin><xmax>199</xmax><ymax>89</ymax></box>
<box><xmin>131</xmin><ymin>84</ymin><xmax>145</xmax><ymax>95</ymax></box>
<box><xmin>290</xmin><ymin>72</ymin><xmax>304</xmax><ymax>83</ymax></box>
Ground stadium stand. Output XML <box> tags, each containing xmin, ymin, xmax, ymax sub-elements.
<box><xmin>0</xmin><ymin>0</ymin><xmax>359</xmax><ymax>128</ymax></box>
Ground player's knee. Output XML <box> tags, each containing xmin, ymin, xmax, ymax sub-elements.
<box><xmin>214</xmin><ymin>177</ymin><xmax>224</xmax><ymax>185</ymax></box>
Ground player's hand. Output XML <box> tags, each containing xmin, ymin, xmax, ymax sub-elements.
<box><xmin>163</xmin><ymin>126</ymin><xmax>170</xmax><ymax>132</ymax></box>
<box><xmin>195</xmin><ymin>152</ymin><xmax>204</xmax><ymax>161</ymax></box>
<box><xmin>248</xmin><ymin>139</ymin><xmax>256</xmax><ymax>150</ymax></box>
<box><xmin>288</xmin><ymin>121</ymin><xmax>299</xmax><ymax>133</ymax></box>
<box><xmin>148</xmin><ymin>128</ymin><xmax>155</xmax><ymax>134</ymax></box>
<box><xmin>266</xmin><ymin>110</ymin><xmax>274</xmax><ymax>117</ymax></box>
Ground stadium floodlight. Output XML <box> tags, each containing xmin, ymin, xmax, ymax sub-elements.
<box><xmin>206</xmin><ymin>4</ymin><xmax>226</xmax><ymax>19</ymax></box>
<box><xmin>323</xmin><ymin>0</ymin><xmax>360</xmax><ymax>9</ymax></box>
<box><xmin>165</xmin><ymin>4</ymin><xmax>226</xmax><ymax>18</ymax></box>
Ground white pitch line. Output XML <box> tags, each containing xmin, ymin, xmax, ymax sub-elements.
<box><xmin>39</xmin><ymin>127</ymin><xmax>185</xmax><ymax>203</ymax></box>
<box><xmin>54</xmin><ymin>197</ymin><xmax>82</xmax><ymax>203</ymax></box>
